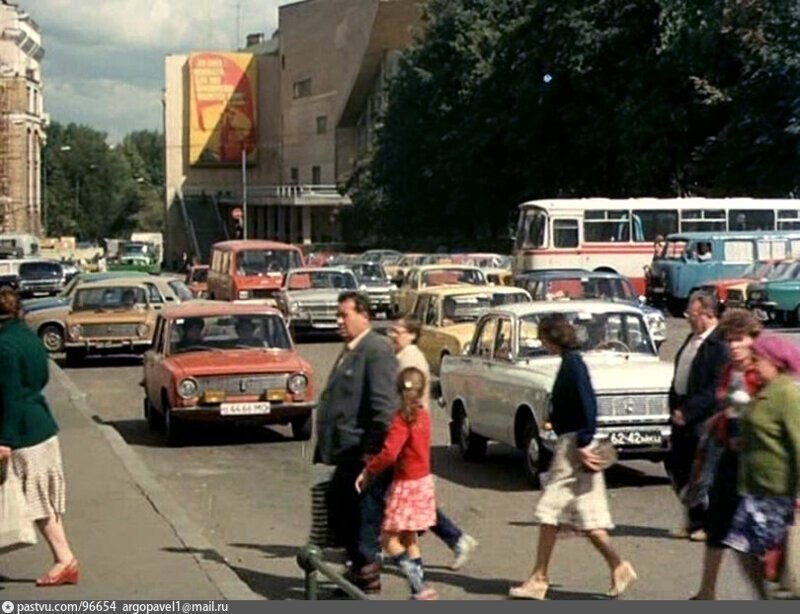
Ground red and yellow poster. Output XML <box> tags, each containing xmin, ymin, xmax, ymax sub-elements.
<box><xmin>188</xmin><ymin>52</ymin><xmax>258</xmax><ymax>166</ymax></box>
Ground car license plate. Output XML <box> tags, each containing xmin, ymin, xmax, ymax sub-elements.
<box><xmin>609</xmin><ymin>431</ymin><xmax>662</xmax><ymax>446</ymax></box>
<box><xmin>220</xmin><ymin>402</ymin><xmax>271</xmax><ymax>416</ymax></box>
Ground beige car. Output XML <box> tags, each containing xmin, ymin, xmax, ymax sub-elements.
<box><xmin>412</xmin><ymin>286</ymin><xmax>531</xmax><ymax>374</ymax></box>
<box><xmin>385</xmin><ymin>253</ymin><xmax>427</xmax><ymax>284</ymax></box>
<box><xmin>25</xmin><ymin>274</ymin><xmax>192</xmax><ymax>353</ymax></box>
<box><xmin>63</xmin><ymin>279</ymin><xmax>173</xmax><ymax>366</ymax></box>
<box><xmin>390</xmin><ymin>264</ymin><xmax>489</xmax><ymax>317</ymax></box>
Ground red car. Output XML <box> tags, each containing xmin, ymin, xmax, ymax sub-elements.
<box><xmin>142</xmin><ymin>302</ymin><xmax>315</xmax><ymax>445</ymax></box>
<box><xmin>700</xmin><ymin>260</ymin><xmax>786</xmax><ymax>308</ymax></box>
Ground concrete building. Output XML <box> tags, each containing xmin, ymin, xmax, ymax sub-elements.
<box><xmin>164</xmin><ymin>0</ymin><xmax>420</xmax><ymax>263</ymax></box>
<box><xmin>0</xmin><ymin>0</ymin><xmax>46</xmax><ymax>235</ymax></box>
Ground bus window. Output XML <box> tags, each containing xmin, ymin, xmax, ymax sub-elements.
<box><xmin>728</xmin><ymin>209</ymin><xmax>775</xmax><ymax>231</ymax></box>
<box><xmin>632</xmin><ymin>210</ymin><xmax>678</xmax><ymax>242</ymax></box>
<box><xmin>516</xmin><ymin>207</ymin><xmax>548</xmax><ymax>249</ymax></box>
<box><xmin>680</xmin><ymin>209</ymin><xmax>726</xmax><ymax>232</ymax></box>
<box><xmin>777</xmin><ymin>209</ymin><xmax>800</xmax><ymax>230</ymax></box>
<box><xmin>583</xmin><ymin>210</ymin><xmax>630</xmax><ymax>242</ymax></box>
<box><xmin>553</xmin><ymin>219</ymin><xmax>579</xmax><ymax>248</ymax></box>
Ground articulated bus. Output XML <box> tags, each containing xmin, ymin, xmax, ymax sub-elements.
<box><xmin>512</xmin><ymin>198</ymin><xmax>800</xmax><ymax>294</ymax></box>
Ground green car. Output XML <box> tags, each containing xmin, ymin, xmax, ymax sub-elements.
<box><xmin>108</xmin><ymin>255</ymin><xmax>160</xmax><ymax>274</ymax></box>
<box><xmin>748</xmin><ymin>271</ymin><xmax>800</xmax><ymax>324</ymax></box>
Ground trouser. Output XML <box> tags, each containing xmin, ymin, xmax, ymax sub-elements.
<box><xmin>430</xmin><ymin>508</ymin><xmax>463</xmax><ymax>550</ymax></box>
<box><xmin>666</xmin><ymin>426</ymin><xmax>707</xmax><ymax>532</ymax></box>
<box><xmin>327</xmin><ymin>462</ymin><xmax>391</xmax><ymax>569</ymax></box>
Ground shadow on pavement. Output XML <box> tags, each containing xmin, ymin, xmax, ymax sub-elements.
<box><xmin>55</xmin><ymin>354</ymin><xmax>144</xmax><ymax>370</ymax></box>
<box><xmin>430</xmin><ymin>445</ymin><xmax>533</xmax><ymax>493</ymax></box>
<box><xmin>609</xmin><ymin>524</ymin><xmax>677</xmax><ymax>540</ymax></box>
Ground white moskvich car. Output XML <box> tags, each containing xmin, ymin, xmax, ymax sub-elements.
<box><xmin>439</xmin><ymin>301</ymin><xmax>674</xmax><ymax>485</ymax></box>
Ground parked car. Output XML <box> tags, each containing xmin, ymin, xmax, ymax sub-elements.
<box><xmin>142</xmin><ymin>302</ymin><xmax>315</xmax><ymax>445</ymax></box>
<box><xmin>185</xmin><ymin>264</ymin><xmax>210</xmax><ymax>298</ymax></box>
<box><xmin>347</xmin><ymin>260</ymin><xmax>395</xmax><ymax>317</ymax></box>
<box><xmin>26</xmin><ymin>274</ymin><xmax>193</xmax><ymax>353</ymax></box>
<box><xmin>276</xmin><ymin>267</ymin><xmax>358</xmax><ymax>335</ymax></box>
<box><xmin>390</xmin><ymin>264</ymin><xmax>488</xmax><ymax>318</ymax></box>
<box><xmin>412</xmin><ymin>285</ymin><xmax>532</xmax><ymax>375</ymax></box>
<box><xmin>17</xmin><ymin>260</ymin><xmax>65</xmax><ymax>298</ymax></box>
<box><xmin>0</xmin><ymin>272</ymin><xmax>18</xmax><ymax>291</ymax></box>
<box><xmin>746</xmin><ymin>262</ymin><xmax>800</xmax><ymax>324</ymax></box>
<box><xmin>386</xmin><ymin>253</ymin><xmax>427</xmax><ymax>284</ymax></box>
<box><xmin>698</xmin><ymin>259</ymin><xmax>794</xmax><ymax>311</ymax></box>
<box><xmin>515</xmin><ymin>269</ymin><xmax>667</xmax><ymax>348</ymax></box>
<box><xmin>439</xmin><ymin>301</ymin><xmax>673</xmax><ymax>485</ymax></box>
<box><xmin>63</xmin><ymin>279</ymin><xmax>168</xmax><ymax>366</ymax></box>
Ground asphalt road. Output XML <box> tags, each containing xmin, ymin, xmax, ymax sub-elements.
<box><xmin>62</xmin><ymin>318</ymin><xmax>757</xmax><ymax>600</ymax></box>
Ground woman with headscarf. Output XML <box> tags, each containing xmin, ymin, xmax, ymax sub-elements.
<box><xmin>722</xmin><ymin>334</ymin><xmax>800</xmax><ymax>599</ymax></box>
<box><xmin>0</xmin><ymin>289</ymin><xmax>78</xmax><ymax>586</ymax></box>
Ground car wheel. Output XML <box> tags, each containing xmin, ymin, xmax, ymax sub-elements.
<box><xmin>39</xmin><ymin>325</ymin><xmax>65</xmax><ymax>353</ymax></box>
<box><xmin>163</xmin><ymin>396</ymin><xmax>185</xmax><ymax>447</ymax></box>
<box><xmin>454</xmin><ymin>406</ymin><xmax>487</xmax><ymax>461</ymax></box>
<box><xmin>522</xmin><ymin>420</ymin><xmax>551</xmax><ymax>487</ymax></box>
<box><xmin>291</xmin><ymin>412</ymin><xmax>313</xmax><ymax>441</ymax></box>
<box><xmin>143</xmin><ymin>397</ymin><xmax>162</xmax><ymax>430</ymax></box>
<box><xmin>64</xmin><ymin>348</ymin><xmax>85</xmax><ymax>368</ymax></box>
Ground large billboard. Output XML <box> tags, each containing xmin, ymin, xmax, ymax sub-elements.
<box><xmin>188</xmin><ymin>52</ymin><xmax>258</xmax><ymax>166</ymax></box>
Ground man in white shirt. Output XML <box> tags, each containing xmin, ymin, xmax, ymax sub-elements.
<box><xmin>667</xmin><ymin>291</ymin><xmax>729</xmax><ymax>541</ymax></box>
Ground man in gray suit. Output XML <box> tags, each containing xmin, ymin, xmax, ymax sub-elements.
<box><xmin>314</xmin><ymin>291</ymin><xmax>398</xmax><ymax>593</ymax></box>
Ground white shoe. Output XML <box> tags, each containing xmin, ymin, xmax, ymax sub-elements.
<box><xmin>451</xmin><ymin>534</ymin><xmax>478</xmax><ymax>570</ymax></box>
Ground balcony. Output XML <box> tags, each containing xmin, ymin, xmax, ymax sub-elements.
<box><xmin>181</xmin><ymin>184</ymin><xmax>351</xmax><ymax>208</ymax></box>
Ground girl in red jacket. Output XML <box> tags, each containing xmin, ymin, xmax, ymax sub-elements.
<box><xmin>356</xmin><ymin>366</ymin><xmax>437</xmax><ymax>600</ymax></box>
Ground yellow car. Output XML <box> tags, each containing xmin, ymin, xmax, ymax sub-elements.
<box><xmin>390</xmin><ymin>264</ymin><xmax>489</xmax><ymax>317</ymax></box>
<box><xmin>410</xmin><ymin>285</ymin><xmax>532</xmax><ymax>374</ymax></box>
<box><xmin>385</xmin><ymin>253</ymin><xmax>427</xmax><ymax>283</ymax></box>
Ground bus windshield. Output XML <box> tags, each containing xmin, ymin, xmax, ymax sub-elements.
<box><xmin>237</xmin><ymin>249</ymin><xmax>303</xmax><ymax>275</ymax></box>
<box><xmin>516</xmin><ymin>207</ymin><xmax>548</xmax><ymax>249</ymax></box>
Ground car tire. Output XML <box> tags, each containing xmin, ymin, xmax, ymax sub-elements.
<box><xmin>291</xmin><ymin>412</ymin><xmax>313</xmax><ymax>441</ymax></box>
<box><xmin>39</xmin><ymin>324</ymin><xmax>65</xmax><ymax>353</ymax></box>
<box><xmin>521</xmin><ymin>420</ymin><xmax>551</xmax><ymax>487</ymax></box>
<box><xmin>454</xmin><ymin>406</ymin><xmax>487</xmax><ymax>462</ymax></box>
<box><xmin>163</xmin><ymin>396</ymin><xmax>185</xmax><ymax>447</ymax></box>
<box><xmin>144</xmin><ymin>397</ymin><xmax>162</xmax><ymax>430</ymax></box>
<box><xmin>64</xmin><ymin>348</ymin><xmax>85</xmax><ymax>368</ymax></box>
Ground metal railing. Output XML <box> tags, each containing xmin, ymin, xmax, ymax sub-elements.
<box><xmin>182</xmin><ymin>184</ymin><xmax>350</xmax><ymax>203</ymax></box>
<box><xmin>295</xmin><ymin>544</ymin><xmax>370</xmax><ymax>600</ymax></box>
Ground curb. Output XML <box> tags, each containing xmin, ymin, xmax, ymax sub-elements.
<box><xmin>50</xmin><ymin>361</ymin><xmax>264</xmax><ymax>600</ymax></box>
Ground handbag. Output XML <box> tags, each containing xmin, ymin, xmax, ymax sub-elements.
<box><xmin>585</xmin><ymin>439</ymin><xmax>618</xmax><ymax>472</ymax></box>
<box><xmin>0</xmin><ymin>459</ymin><xmax>38</xmax><ymax>554</ymax></box>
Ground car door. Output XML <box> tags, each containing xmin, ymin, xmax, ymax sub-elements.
<box><xmin>481</xmin><ymin>316</ymin><xmax>515</xmax><ymax>441</ymax></box>
<box><xmin>400</xmin><ymin>270</ymin><xmax>420</xmax><ymax>315</ymax></box>
<box><xmin>143</xmin><ymin>315</ymin><xmax>166</xmax><ymax>407</ymax></box>
<box><xmin>467</xmin><ymin>316</ymin><xmax>499</xmax><ymax>437</ymax></box>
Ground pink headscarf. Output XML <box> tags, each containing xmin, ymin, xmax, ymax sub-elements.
<box><xmin>752</xmin><ymin>334</ymin><xmax>800</xmax><ymax>375</ymax></box>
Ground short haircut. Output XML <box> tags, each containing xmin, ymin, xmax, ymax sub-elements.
<box><xmin>688</xmin><ymin>290</ymin><xmax>718</xmax><ymax>317</ymax></box>
<box><xmin>0</xmin><ymin>288</ymin><xmax>21</xmax><ymax>320</ymax></box>
<box><xmin>400</xmin><ymin>317</ymin><xmax>422</xmax><ymax>343</ymax></box>
<box><xmin>338</xmin><ymin>291</ymin><xmax>372</xmax><ymax>318</ymax></box>
<box><xmin>538</xmin><ymin>313</ymin><xmax>580</xmax><ymax>350</ymax></box>
<box><xmin>718</xmin><ymin>308</ymin><xmax>762</xmax><ymax>340</ymax></box>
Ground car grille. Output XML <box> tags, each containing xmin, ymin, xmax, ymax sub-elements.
<box><xmin>727</xmin><ymin>289</ymin><xmax>744</xmax><ymax>306</ymax></box>
<box><xmin>81</xmin><ymin>323</ymin><xmax>140</xmax><ymax>337</ymax></box>
<box><xmin>196</xmin><ymin>374</ymin><xmax>288</xmax><ymax>395</ymax></box>
<box><xmin>596</xmin><ymin>394</ymin><xmax>669</xmax><ymax>418</ymax></box>
<box><xmin>301</xmin><ymin>303</ymin><xmax>338</xmax><ymax>319</ymax></box>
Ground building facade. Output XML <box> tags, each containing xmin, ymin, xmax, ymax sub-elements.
<box><xmin>0</xmin><ymin>0</ymin><xmax>46</xmax><ymax>235</ymax></box>
<box><xmin>164</xmin><ymin>0</ymin><xmax>420</xmax><ymax>263</ymax></box>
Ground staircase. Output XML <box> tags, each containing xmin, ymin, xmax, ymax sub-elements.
<box><xmin>179</xmin><ymin>192</ymin><xmax>229</xmax><ymax>263</ymax></box>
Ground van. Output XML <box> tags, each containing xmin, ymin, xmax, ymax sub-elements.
<box><xmin>207</xmin><ymin>240</ymin><xmax>305</xmax><ymax>302</ymax></box>
<box><xmin>647</xmin><ymin>230</ymin><xmax>800</xmax><ymax>313</ymax></box>
<box><xmin>0</xmin><ymin>233</ymin><xmax>39</xmax><ymax>258</ymax></box>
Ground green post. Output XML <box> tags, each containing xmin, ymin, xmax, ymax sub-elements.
<box><xmin>297</xmin><ymin>544</ymin><xmax>322</xmax><ymax>600</ymax></box>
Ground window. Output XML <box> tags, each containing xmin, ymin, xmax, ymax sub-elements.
<box><xmin>778</xmin><ymin>209</ymin><xmax>800</xmax><ymax>230</ymax></box>
<box><xmin>144</xmin><ymin>283</ymin><xmax>164</xmax><ymax>304</ymax></box>
<box><xmin>221</xmin><ymin>251</ymin><xmax>231</xmax><ymax>274</ymax></box>
<box><xmin>583</xmin><ymin>210</ymin><xmax>631</xmax><ymax>242</ymax></box>
<box><xmin>680</xmin><ymin>209</ymin><xmax>726</xmax><ymax>232</ymax></box>
<box><xmin>553</xmin><ymin>219</ymin><xmax>579</xmax><ymax>248</ymax></box>
<box><xmin>281</xmin><ymin>55</ymin><xmax>286</xmax><ymax>70</ymax></box>
<box><xmin>475</xmin><ymin>318</ymin><xmax>498</xmax><ymax>358</ymax></box>
<box><xmin>413</xmin><ymin>296</ymin><xmax>428</xmax><ymax>321</ymax></box>
<box><xmin>293</xmin><ymin>78</ymin><xmax>312</xmax><ymax>99</ymax></box>
<box><xmin>631</xmin><ymin>210</ymin><xmax>678</xmax><ymax>242</ymax></box>
<box><xmin>516</xmin><ymin>207</ymin><xmax>548</xmax><ymax>249</ymax></box>
<box><xmin>728</xmin><ymin>209</ymin><xmax>775</xmax><ymax>231</ymax></box>
<box><xmin>494</xmin><ymin>318</ymin><xmax>513</xmax><ymax>360</ymax></box>
<box><xmin>290</xmin><ymin>168</ymin><xmax>299</xmax><ymax>185</ymax></box>
<box><xmin>155</xmin><ymin>317</ymin><xmax>167</xmax><ymax>354</ymax></box>
<box><xmin>316</xmin><ymin>116</ymin><xmax>327</xmax><ymax>134</ymax></box>
<box><xmin>312</xmin><ymin>165</ymin><xmax>321</xmax><ymax>185</ymax></box>
<box><xmin>723</xmin><ymin>241</ymin><xmax>754</xmax><ymax>262</ymax></box>
<box><xmin>425</xmin><ymin>297</ymin><xmax>438</xmax><ymax>326</ymax></box>
<box><xmin>757</xmin><ymin>240</ymin><xmax>787</xmax><ymax>260</ymax></box>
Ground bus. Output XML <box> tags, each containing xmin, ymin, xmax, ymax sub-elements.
<box><xmin>512</xmin><ymin>198</ymin><xmax>800</xmax><ymax>294</ymax></box>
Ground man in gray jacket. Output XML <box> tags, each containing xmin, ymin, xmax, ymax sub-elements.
<box><xmin>314</xmin><ymin>291</ymin><xmax>398</xmax><ymax>593</ymax></box>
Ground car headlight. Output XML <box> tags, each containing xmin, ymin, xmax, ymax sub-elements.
<box><xmin>238</xmin><ymin>290</ymin><xmax>250</xmax><ymax>300</ymax></box>
<box><xmin>288</xmin><ymin>373</ymin><xmax>308</xmax><ymax>394</ymax></box>
<box><xmin>69</xmin><ymin>324</ymin><xmax>82</xmax><ymax>339</ymax></box>
<box><xmin>289</xmin><ymin>301</ymin><xmax>300</xmax><ymax>315</ymax></box>
<box><xmin>646</xmin><ymin>314</ymin><xmax>665</xmax><ymax>333</ymax></box>
<box><xmin>136</xmin><ymin>323</ymin><xmax>149</xmax><ymax>338</ymax></box>
<box><xmin>177</xmin><ymin>377</ymin><xmax>199</xmax><ymax>399</ymax></box>
<box><xmin>461</xmin><ymin>341</ymin><xmax>471</xmax><ymax>354</ymax></box>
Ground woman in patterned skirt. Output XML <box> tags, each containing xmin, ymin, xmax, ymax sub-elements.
<box><xmin>356</xmin><ymin>367</ymin><xmax>437</xmax><ymax>600</ymax></box>
<box><xmin>0</xmin><ymin>289</ymin><xmax>78</xmax><ymax>586</ymax></box>
<box><xmin>509</xmin><ymin>314</ymin><xmax>636</xmax><ymax>600</ymax></box>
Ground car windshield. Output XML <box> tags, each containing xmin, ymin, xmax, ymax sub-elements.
<box><xmin>19</xmin><ymin>261</ymin><xmax>61</xmax><ymax>278</ymax></box>
<box><xmin>663</xmin><ymin>240</ymin><xmax>688</xmax><ymax>260</ymax></box>
<box><xmin>237</xmin><ymin>249</ymin><xmax>302</xmax><ymax>275</ymax></box>
<box><xmin>73</xmin><ymin>286</ymin><xmax>147</xmax><ymax>311</ymax></box>
<box><xmin>351</xmin><ymin>264</ymin><xmax>385</xmax><ymax>279</ymax></box>
<box><xmin>542</xmin><ymin>276</ymin><xmax>636</xmax><ymax>302</ymax></box>
<box><xmin>517</xmin><ymin>311</ymin><xmax>655</xmax><ymax>358</ymax></box>
<box><xmin>773</xmin><ymin>260</ymin><xmax>800</xmax><ymax>280</ymax></box>
<box><xmin>169</xmin><ymin>314</ymin><xmax>292</xmax><ymax>353</ymax></box>
<box><xmin>422</xmin><ymin>268</ymin><xmax>485</xmax><ymax>287</ymax></box>
<box><xmin>286</xmin><ymin>270</ymin><xmax>357</xmax><ymax>290</ymax></box>
<box><xmin>492</xmin><ymin>291</ymin><xmax>531</xmax><ymax>305</ymax></box>
<box><xmin>168</xmin><ymin>280</ymin><xmax>194</xmax><ymax>302</ymax></box>
<box><xmin>190</xmin><ymin>268</ymin><xmax>209</xmax><ymax>283</ymax></box>
<box><xmin>442</xmin><ymin>292</ymin><xmax>530</xmax><ymax>323</ymax></box>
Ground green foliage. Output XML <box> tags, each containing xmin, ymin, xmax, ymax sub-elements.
<box><xmin>353</xmin><ymin>0</ymin><xmax>800</xmax><ymax>245</ymax></box>
<box><xmin>43</xmin><ymin>122</ymin><xmax>165</xmax><ymax>240</ymax></box>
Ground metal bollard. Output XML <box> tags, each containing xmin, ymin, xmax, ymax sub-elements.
<box><xmin>296</xmin><ymin>543</ymin><xmax>370</xmax><ymax>600</ymax></box>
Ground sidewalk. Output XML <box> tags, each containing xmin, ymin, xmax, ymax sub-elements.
<box><xmin>0</xmin><ymin>362</ymin><xmax>261</xmax><ymax>600</ymax></box>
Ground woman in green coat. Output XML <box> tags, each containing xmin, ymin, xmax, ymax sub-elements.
<box><xmin>0</xmin><ymin>289</ymin><xmax>78</xmax><ymax>586</ymax></box>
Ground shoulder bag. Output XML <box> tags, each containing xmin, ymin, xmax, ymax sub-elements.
<box><xmin>0</xmin><ymin>458</ymin><xmax>38</xmax><ymax>554</ymax></box>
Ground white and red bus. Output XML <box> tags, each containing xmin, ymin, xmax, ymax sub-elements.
<box><xmin>513</xmin><ymin>198</ymin><xmax>800</xmax><ymax>294</ymax></box>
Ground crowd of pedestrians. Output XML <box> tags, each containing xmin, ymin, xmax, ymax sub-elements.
<box><xmin>313</xmin><ymin>288</ymin><xmax>798</xmax><ymax>600</ymax></box>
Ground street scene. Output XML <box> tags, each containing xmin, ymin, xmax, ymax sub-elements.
<box><xmin>1</xmin><ymin>0</ymin><xmax>800</xmax><ymax>603</ymax></box>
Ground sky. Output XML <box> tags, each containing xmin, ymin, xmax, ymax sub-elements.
<box><xmin>27</xmin><ymin>0</ymin><xmax>290</xmax><ymax>142</ymax></box>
